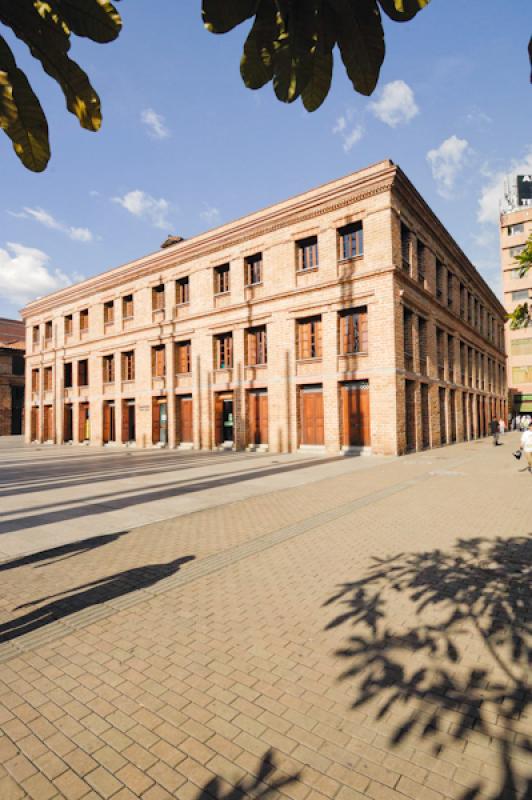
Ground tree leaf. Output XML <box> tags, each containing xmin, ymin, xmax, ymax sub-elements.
<box><xmin>52</xmin><ymin>0</ymin><xmax>122</xmax><ymax>43</ymax></box>
<box><xmin>330</xmin><ymin>0</ymin><xmax>385</xmax><ymax>96</ymax></box>
<box><xmin>203</xmin><ymin>0</ymin><xmax>258</xmax><ymax>34</ymax></box>
<box><xmin>378</xmin><ymin>0</ymin><xmax>430</xmax><ymax>22</ymax></box>
<box><xmin>4</xmin><ymin>2</ymin><xmax>102</xmax><ymax>131</ymax></box>
<box><xmin>302</xmin><ymin>50</ymin><xmax>333</xmax><ymax>111</ymax></box>
<box><xmin>240</xmin><ymin>0</ymin><xmax>277</xmax><ymax>89</ymax></box>
<box><xmin>0</xmin><ymin>35</ymin><xmax>50</xmax><ymax>171</ymax></box>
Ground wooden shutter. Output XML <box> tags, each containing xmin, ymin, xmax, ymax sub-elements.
<box><xmin>226</xmin><ymin>335</ymin><xmax>233</xmax><ymax>368</ymax></box>
<box><xmin>259</xmin><ymin>393</ymin><xmax>268</xmax><ymax>444</ymax></box>
<box><xmin>247</xmin><ymin>331</ymin><xmax>257</xmax><ymax>366</ymax></box>
<box><xmin>358</xmin><ymin>311</ymin><xmax>368</xmax><ymax>352</ymax></box>
<box><xmin>180</xmin><ymin>397</ymin><xmax>193</xmax><ymax>442</ymax></box>
<box><xmin>315</xmin><ymin>319</ymin><xmax>322</xmax><ymax>358</ymax></box>
<box><xmin>298</xmin><ymin>321</ymin><xmax>309</xmax><ymax>359</ymax></box>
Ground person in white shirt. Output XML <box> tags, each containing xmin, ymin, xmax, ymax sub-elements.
<box><xmin>520</xmin><ymin>422</ymin><xmax>532</xmax><ymax>471</ymax></box>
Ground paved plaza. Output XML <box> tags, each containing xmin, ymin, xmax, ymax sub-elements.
<box><xmin>0</xmin><ymin>435</ymin><xmax>530</xmax><ymax>800</ymax></box>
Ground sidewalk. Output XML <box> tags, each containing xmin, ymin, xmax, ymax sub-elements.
<box><xmin>0</xmin><ymin>434</ymin><xmax>530</xmax><ymax>800</ymax></box>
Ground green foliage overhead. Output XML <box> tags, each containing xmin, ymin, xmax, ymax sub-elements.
<box><xmin>507</xmin><ymin>233</ymin><xmax>532</xmax><ymax>330</ymax></box>
<box><xmin>203</xmin><ymin>0</ymin><xmax>430</xmax><ymax>108</ymax></box>
<box><xmin>0</xmin><ymin>0</ymin><xmax>122</xmax><ymax>172</ymax></box>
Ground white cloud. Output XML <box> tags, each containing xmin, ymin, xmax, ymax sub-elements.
<box><xmin>9</xmin><ymin>206</ymin><xmax>94</xmax><ymax>243</ymax></box>
<box><xmin>465</xmin><ymin>107</ymin><xmax>492</xmax><ymax>126</ymax></box>
<box><xmin>426</xmin><ymin>135</ymin><xmax>471</xmax><ymax>197</ymax></box>
<box><xmin>200</xmin><ymin>205</ymin><xmax>221</xmax><ymax>226</ymax></box>
<box><xmin>332</xmin><ymin>111</ymin><xmax>364</xmax><ymax>152</ymax></box>
<box><xmin>477</xmin><ymin>146</ymin><xmax>532</xmax><ymax>225</ymax></box>
<box><xmin>141</xmin><ymin>108</ymin><xmax>170</xmax><ymax>140</ymax></box>
<box><xmin>113</xmin><ymin>190</ymin><xmax>172</xmax><ymax>230</ymax></box>
<box><xmin>369</xmin><ymin>80</ymin><xmax>419</xmax><ymax>127</ymax></box>
<box><xmin>0</xmin><ymin>242</ymin><xmax>72</xmax><ymax>307</ymax></box>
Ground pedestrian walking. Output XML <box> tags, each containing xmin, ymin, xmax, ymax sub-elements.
<box><xmin>520</xmin><ymin>421</ymin><xmax>532</xmax><ymax>472</ymax></box>
<box><xmin>490</xmin><ymin>418</ymin><xmax>500</xmax><ymax>446</ymax></box>
<box><xmin>498</xmin><ymin>418</ymin><xmax>506</xmax><ymax>435</ymax></box>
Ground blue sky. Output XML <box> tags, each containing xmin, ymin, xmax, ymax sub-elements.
<box><xmin>1</xmin><ymin>0</ymin><xmax>531</xmax><ymax>318</ymax></box>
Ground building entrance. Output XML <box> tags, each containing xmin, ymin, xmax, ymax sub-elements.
<box><xmin>300</xmin><ymin>385</ymin><xmax>324</xmax><ymax>446</ymax></box>
<box><xmin>122</xmin><ymin>400</ymin><xmax>135</xmax><ymax>443</ymax></box>
<box><xmin>178</xmin><ymin>396</ymin><xmax>193</xmax><ymax>443</ymax></box>
<box><xmin>215</xmin><ymin>393</ymin><xmax>234</xmax><ymax>446</ymax></box>
<box><xmin>341</xmin><ymin>381</ymin><xmax>370</xmax><ymax>448</ymax></box>
<box><xmin>79</xmin><ymin>403</ymin><xmax>90</xmax><ymax>442</ymax></box>
<box><xmin>103</xmin><ymin>401</ymin><xmax>116</xmax><ymax>443</ymax></box>
<box><xmin>152</xmin><ymin>398</ymin><xmax>168</xmax><ymax>445</ymax></box>
<box><xmin>247</xmin><ymin>390</ymin><xmax>268</xmax><ymax>446</ymax></box>
<box><xmin>64</xmin><ymin>404</ymin><xmax>73</xmax><ymax>442</ymax></box>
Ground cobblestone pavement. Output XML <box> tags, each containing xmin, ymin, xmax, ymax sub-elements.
<box><xmin>0</xmin><ymin>434</ymin><xmax>530</xmax><ymax>800</ymax></box>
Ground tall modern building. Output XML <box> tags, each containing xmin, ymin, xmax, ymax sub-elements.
<box><xmin>0</xmin><ymin>318</ymin><xmax>25</xmax><ymax>436</ymax></box>
<box><xmin>500</xmin><ymin>174</ymin><xmax>532</xmax><ymax>416</ymax></box>
<box><xmin>22</xmin><ymin>161</ymin><xmax>507</xmax><ymax>455</ymax></box>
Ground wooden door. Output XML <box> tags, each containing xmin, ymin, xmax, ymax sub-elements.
<box><xmin>103</xmin><ymin>402</ymin><xmax>112</xmax><ymax>444</ymax></box>
<box><xmin>215</xmin><ymin>394</ymin><xmax>224</xmax><ymax>445</ymax></box>
<box><xmin>152</xmin><ymin>399</ymin><xmax>160</xmax><ymax>444</ymax></box>
<box><xmin>421</xmin><ymin>384</ymin><xmax>430</xmax><ymax>449</ymax></box>
<box><xmin>79</xmin><ymin>403</ymin><xmax>89</xmax><ymax>441</ymax></box>
<box><xmin>122</xmin><ymin>401</ymin><xmax>130</xmax><ymax>443</ymax></box>
<box><xmin>43</xmin><ymin>405</ymin><xmax>53</xmax><ymax>441</ymax></box>
<box><xmin>64</xmin><ymin>405</ymin><xmax>73</xmax><ymax>441</ymax></box>
<box><xmin>405</xmin><ymin>380</ymin><xmax>416</xmax><ymax>452</ymax></box>
<box><xmin>179</xmin><ymin>396</ymin><xmax>193</xmax><ymax>443</ymax></box>
<box><xmin>300</xmin><ymin>387</ymin><xmax>324</xmax><ymax>445</ymax></box>
<box><xmin>342</xmin><ymin>381</ymin><xmax>370</xmax><ymax>447</ymax></box>
<box><xmin>31</xmin><ymin>407</ymin><xmax>38</xmax><ymax>440</ymax></box>
<box><xmin>248</xmin><ymin>391</ymin><xmax>268</xmax><ymax>445</ymax></box>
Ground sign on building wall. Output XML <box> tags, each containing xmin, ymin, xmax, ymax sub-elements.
<box><xmin>517</xmin><ymin>175</ymin><xmax>532</xmax><ymax>207</ymax></box>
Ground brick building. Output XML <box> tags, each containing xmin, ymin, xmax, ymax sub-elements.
<box><xmin>22</xmin><ymin>161</ymin><xmax>507</xmax><ymax>455</ymax></box>
<box><xmin>499</xmin><ymin>198</ymin><xmax>532</xmax><ymax>417</ymax></box>
<box><xmin>0</xmin><ymin>318</ymin><xmax>25</xmax><ymax>436</ymax></box>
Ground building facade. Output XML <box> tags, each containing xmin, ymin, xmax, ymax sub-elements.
<box><xmin>500</xmin><ymin>200</ymin><xmax>532</xmax><ymax>416</ymax></box>
<box><xmin>23</xmin><ymin>161</ymin><xmax>507</xmax><ymax>455</ymax></box>
<box><xmin>0</xmin><ymin>318</ymin><xmax>25</xmax><ymax>436</ymax></box>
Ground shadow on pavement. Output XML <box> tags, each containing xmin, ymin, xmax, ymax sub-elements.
<box><xmin>0</xmin><ymin>555</ymin><xmax>195</xmax><ymax>643</ymax></box>
<box><xmin>194</xmin><ymin>747</ymin><xmax>300</xmax><ymax>799</ymax></box>
<box><xmin>0</xmin><ymin>531</ymin><xmax>128</xmax><ymax>572</ymax></box>
<box><xmin>324</xmin><ymin>535</ymin><xmax>532</xmax><ymax>800</ymax></box>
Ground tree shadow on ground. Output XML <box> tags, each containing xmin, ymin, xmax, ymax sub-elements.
<box><xmin>0</xmin><ymin>531</ymin><xmax>128</xmax><ymax>572</ymax></box>
<box><xmin>0</xmin><ymin>555</ymin><xmax>195</xmax><ymax>643</ymax></box>
<box><xmin>324</xmin><ymin>536</ymin><xmax>531</xmax><ymax>800</ymax></box>
<box><xmin>194</xmin><ymin>748</ymin><xmax>300</xmax><ymax>799</ymax></box>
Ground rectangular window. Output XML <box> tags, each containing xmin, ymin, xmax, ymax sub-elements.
<box><xmin>245</xmin><ymin>253</ymin><xmax>263</xmax><ymax>286</ymax></box>
<box><xmin>32</xmin><ymin>325</ymin><xmax>40</xmax><ymax>347</ymax></box>
<box><xmin>103</xmin><ymin>354</ymin><xmax>115</xmax><ymax>384</ymax></box>
<box><xmin>419</xmin><ymin>317</ymin><xmax>428</xmax><ymax>376</ymax></box>
<box><xmin>246</xmin><ymin>327</ymin><xmax>268</xmax><ymax>366</ymax></box>
<box><xmin>401</xmin><ymin>224</ymin><xmax>411</xmax><ymax>271</ymax></box>
<box><xmin>64</xmin><ymin>314</ymin><xmax>73</xmax><ymax>337</ymax></box>
<box><xmin>509</xmin><ymin>245</ymin><xmax>525</xmax><ymax>258</ymax></box>
<box><xmin>339</xmin><ymin>308</ymin><xmax>368</xmax><ymax>355</ymax></box>
<box><xmin>403</xmin><ymin>309</ymin><xmax>414</xmax><ymax>371</ymax></box>
<box><xmin>511</xmin><ymin>290</ymin><xmax>529</xmax><ymax>301</ymax></box>
<box><xmin>459</xmin><ymin>284</ymin><xmax>465</xmax><ymax>319</ymax></box>
<box><xmin>338</xmin><ymin>222</ymin><xmax>363</xmax><ymax>260</ymax></box>
<box><xmin>447</xmin><ymin>272</ymin><xmax>453</xmax><ymax>307</ymax></box>
<box><xmin>80</xmin><ymin>309</ymin><xmax>89</xmax><ymax>332</ymax></box>
<box><xmin>436</xmin><ymin>260</ymin><xmax>443</xmax><ymax>300</ymax></box>
<box><xmin>12</xmin><ymin>355</ymin><xmax>24</xmax><ymax>376</ymax></box>
<box><xmin>44</xmin><ymin>366</ymin><xmax>53</xmax><ymax>391</ymax></box>
<box><xmin>104</xmin><ymin>300</ymin><xmax>114</xmax><ymax>325</ymax></box>
<box><xmin>296</xmin><ymin>236</ymin><xmax>319</xmax><ymax>271</ymax></box>
<box><xmin>152</xmin><ymin>284</ymin><xmax>165</xmax><ymax>311</ymax></box>
<box><xmin>510</xmin><ymin>268</ymin><xmax>526</xmax><ymax>279</ymax></box>
<box><xmin>175</xmin><ymin>341</ymin><xmax>192</xmax><ymax>374</ymax></box>
<box><xmin>297</xmin><ymin>316</ymin><xmax>322</xmax><ymax>360</ymax></box>
<box><xmin>447</xmin><ymin>335</ymin><xmax>454</xmax><ymax>381</ymax></box>
<box><xmin>176</xmin><ymin>277</ymin><xmax>190</xmax><ymax>305</ymax></box>
<box><xmin>44</xmin><ymin>320</ymin><xmax>52</xmax><ymax>342</ymax></box>
<box><xmin>64</xmin><ymin>362</ymin><xmax>73</xmax><ymax>388</ymax></box>
<box><xmin>214</xmin><ymin>264</ymin><xmax>230</xmax><ymax>294</ymax></box>
<box><xmin>31</xmin><ymin>368</ymin><xmax>39</xmax><ymax>392</ymax></box>
<box><xmin>436</xmin><ymin>328</ymin><xmax>445</xmax><ymax>379</ymax></box>
<box><xmin>511</xmin><ymin>338</ymin><xmax>532</xmax><ymax>356</ymax></box>
<box><xmin>417</xmin><ymin>241</ymin><xmax>426</xmax><ymax>284</ymax></box>
<box><xmin>460</xmin><ymin>342</ymin><xmax>466</xmax><ymax>384</ymax></box>
<box><xmin>122</xmin><ymin>294</ymin><xmax>134</xmax><ymax>319</ymax></box>
<box><xmin>152</xmin><ymin>345</ymin><xmax>166</xmax><ymax>377</ymax></box>
<box><xmin>78</xmin><ymin>359</ymin><xmax>89</xmax><ymax>387</ymax></box>
<box><xmin>507</xmin><ymin>223</ymin><xmax>524</xmax><ymax>236</ymax></box>
<box><xmin>214</xmin><ymin>333</ymin><xmax>233</xmax><ymax>369</ymax></box>
<box><xmin>122</xmin><ymin>351</ymin><xmax>135</xmax><ymax>381</ymax></box>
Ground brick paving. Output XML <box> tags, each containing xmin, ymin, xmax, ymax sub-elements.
<box><xmin>0</xmin><ymin>435</ymin><xmax>530</xmax><ymax>799</ymax></box>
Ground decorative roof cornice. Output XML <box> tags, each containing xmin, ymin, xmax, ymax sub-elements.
<box><xmin>21</xmin><ymin>161</ymin><xmax>396</xmax><ymax>318</ymax></box>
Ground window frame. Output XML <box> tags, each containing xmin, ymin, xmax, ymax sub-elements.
<box><xmin>103</xmin><ymin>300</ymin><xmax>114</xmax><ymax>326</ymax></box>
<box><xmin>176</xmin><ymin>277</ymin><xmax>190</xmax><ymax>306</ymax></box>
<box><xmin>245</xmin><ymin>253</ymin><xmax>263</xmax><ymax>287</ymax></box>
<box><xmin>339</xmin><ymin>307</ymin><xmax>368</xmax><ymax>356</ymax></box>
<box><xmin>297</xmin><ymin>316</ymin><xmax>322</xmax><ymax>360</ymax></box>
<box><xmin>122</xmin><ymin>351</ymin><xmax>135</xmax><ymax>382</ymax></box>
<box><xmin>175</xmin><ymin>340</ymin><xmax>192</xmax><ymax>374</ymax></box>
<box><xmin>214</xmin><ymin>332</ymin><xmax>233</xmax><ymax>369</ymax></box>
<box><xmin>296</xmin><ymin>236</ymin><xmax>319</xmax><ymax>272</ymax></box>
<box><xmin>102</xmin><ymin>354</ymin><xmax>115</xmax><ymax>384</ymax></box>
<box><xmin>246</xmin><ymin>326</ymin><xmax>268</xmax><ymax>366</ymax></box>
<box><xmin>214</xmin><ymin>264</ymin><xmax>230</xmax><ymax>295</ymax></box>
<box><xmin>152</xmin><ymin>345</ymin><xmax>166</xmax><ymax>378</ymax></box>
<box><xmin>338</xmin><ymin>222</ymin><xmax>363</xmax><ymax>261</ymax></box>
<box><xmin>122</xmin><ymin>294</ymin><xmax>134</xmax><ymax>320</ymax></box>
